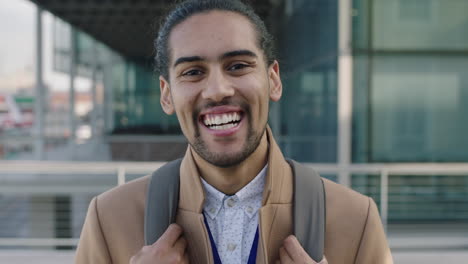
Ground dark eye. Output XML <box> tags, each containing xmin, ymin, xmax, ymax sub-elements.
<box><xmin>182</xmin><ymin>69</ymin><xmax>203</xmax><ymax>76</ymax></box>
<box><xmin>228</xmin><ymin>63</ymin><xmax>249</xmax><ymax>71</ymax></box>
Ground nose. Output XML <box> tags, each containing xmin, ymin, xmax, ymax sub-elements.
<box><xmin>201</xmin><ymin>69</ymin><xmax>235</xmax><ymax>102</ymax></box>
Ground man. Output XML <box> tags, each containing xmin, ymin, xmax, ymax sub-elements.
<box><xmin>75</xmin><ymin>0</ymin><xmax>393</xmax><ymax>263</ymax></box>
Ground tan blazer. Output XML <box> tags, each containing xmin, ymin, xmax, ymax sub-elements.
<box><xmin>75</xmin><ymin>131</ymin><xmax>393</xmax><ymax>264</ymax></box>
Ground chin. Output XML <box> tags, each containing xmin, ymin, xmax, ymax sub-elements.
<box><xmin>191</xmin><ymin>121</ymin><xmax>265</xmax><ymax>168</ymax></box>
<box><xmin>192</xmin><ymin>142</ymin><xmax>253</xmax><ymax>168</ymax></box>
<box><xmin>204</xmin><ymin>152</ymin><xmax>250</xmax><ymax>168</ymax></box>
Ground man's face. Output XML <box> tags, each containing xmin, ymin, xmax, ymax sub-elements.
<box><xmin>159</xmin><ymin>11</ymin><xmax>282</xmax><ymax>167</ymax></box>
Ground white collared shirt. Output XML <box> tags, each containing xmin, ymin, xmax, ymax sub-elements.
<box><xmin>201</xmin><ymin>165</ymin><xmax>267</xmax><ymax>264</ymax></box>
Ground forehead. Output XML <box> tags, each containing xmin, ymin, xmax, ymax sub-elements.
<box><xmin>168</xmin><ymin>10</ymin><xmax>260</xmax><ymax>63</ymax></box>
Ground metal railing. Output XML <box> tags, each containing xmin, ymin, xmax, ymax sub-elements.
<box><xmin>1</xmin><ymin>161</ymin><xmax>468</xmax><ymax>248</ymax></box>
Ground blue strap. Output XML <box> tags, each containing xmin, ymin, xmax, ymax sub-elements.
<box><xmin>203</xmin><ymin>214</ymin><xmax>222</xmax><ymax>264</ymax></box>
<box><xmin>203</xmin><ymin>214</ymin><xmax>259</xmax><ymax>264</ymax></box>
<box><xmin>247</xmin><ymin>228</ymin><xmax>259</xmax><ymax>264</ymax></box>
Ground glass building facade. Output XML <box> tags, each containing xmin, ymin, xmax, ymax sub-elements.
<box><xmin>274</xmin><ymin>0</ymin><xmax>338</xmax><ymax>163</ymax></box>
<box><xmin>353</xmin><ymin>0</ymin><xmax>468</xmax><ymax>163</ymax></box>
<box><xmin>352</xmin><ymin>0</ymin><xmax>468</xmax><ymax>222</ymax></box>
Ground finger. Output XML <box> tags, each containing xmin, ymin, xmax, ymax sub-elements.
<box><xmin>173</xmin><ymin>236</ymin><xmax>188</xmax><ymax>254</ymax></box>
<box><xmin>155</xmin><ymin>224</ymin><xmax>183</xmax><ymax>246</ymax></box>
<box><xmin>283</xmin><ymin>235</ymin><xmax>305</xmax><ymax>261</ymax></box>
<box><xmin>321</xmin><ymin>255</ymin><xmax>329</xmax><ymax>264</ymax></box>
<box><xmin>183</xmin><ymin>252</ymin><xmax>189</xmax><ymax>264</ymax></box>
<box><xmin>140</xmin><ymin>245</ymin><xmax>152</xmax><ymax>253</ymax></box>
<box><xmin>279</xmin><ymin>246</ymin><xmax>294</xmax><ymax>264</ymax></box>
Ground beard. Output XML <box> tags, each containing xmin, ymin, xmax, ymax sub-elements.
<box><xmin>189</xmin><ymin>98</ymin><xmax>266</xmax><ymax>168</ymax></box>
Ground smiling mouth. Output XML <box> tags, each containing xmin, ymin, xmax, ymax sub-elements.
<box><xmin>201</xmin><ymin>111</ymin><xmax>243</xmax><ymax>130</ymax></box>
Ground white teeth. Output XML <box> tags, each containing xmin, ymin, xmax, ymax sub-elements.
<box><xmin>203</xmin><ymin>112</ymin><xmax>242</xmax><ymax>129</ymax></box>
<box><xmin>223</xmin><ymin>115</ymin><xmax>232</xmax><ymax>124</ymax></box>
<box><xmin>211</xmin><ymin>123</ymin><xmax>236</xmax><ymax>130</ymax></box>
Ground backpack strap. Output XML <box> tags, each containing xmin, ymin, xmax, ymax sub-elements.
<box><xmin>144</xmin><ymin>158</ymin><xmax>182</xmax><ymax>245</ymax></box>
<box><xmin>287</xmin><ymin>159</ymin><xmax>326</xmax><ymax>263</ymax></box>
<box><xmin>144</xmin><ymin>158</ymin><xmax>326</xmax><ymax>262</ymax></box>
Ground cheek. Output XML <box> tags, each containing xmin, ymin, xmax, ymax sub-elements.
<box><xmin>236</xmin><ymin>75</ymin><xmax>267</xmax><ymax>97</ymax></box>
<box><xmin>238</xmin><ymin>75</ymin><xmax>269</xmax><ymax>109</ymax></box>
<box><xmin>171</xmin><ymin>87</ymin><xmax>199</xmax><ymax>124</ymax></box>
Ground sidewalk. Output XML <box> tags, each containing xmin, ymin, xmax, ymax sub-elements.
<box><xmin>0</xmin><ymin>250</ymin><xmax>74</xmax><ymax>264</ymax></box>
<box><xmin>394</xmin><ymin>250</ymin><xmax>468</xmax><ymax>263</ymax></box>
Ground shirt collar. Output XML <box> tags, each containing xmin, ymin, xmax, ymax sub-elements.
<box><xmin>201</xmin><ymin>164</ymin><xmax>268</xmax><ymax>220</ymax></box>
<box><xmin>201</xmin><ymin>177</ymin><xmax>225</xmax><ymax>219</ymax></box>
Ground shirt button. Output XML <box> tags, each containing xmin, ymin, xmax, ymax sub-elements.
<box><xmin>227</xmin><ymin>243</ymin><xmax>237</xmax><ymax>251</ymax></box>
<box><xmin>246</xmin><ymin>206</ymin><xmax>254</xmax><ymax>214</ymax></box>
<box><xmin>209</xmin><ymin>208</ymin><xmax>216</xmax><ymax>214</ymax></box>
<box><xmin>226</xmin><ymin>199</ymin><xmax>236</xmax><ymax>208</ymax></box>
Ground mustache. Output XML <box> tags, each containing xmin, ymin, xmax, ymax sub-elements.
<box><xmin>192</xmin><ymin>98</ymin><xmax>250</xmax><ymax>122</ymax></box>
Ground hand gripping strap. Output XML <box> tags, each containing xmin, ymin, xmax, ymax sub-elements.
<box><xmin>287</xmin><ymin>159</ymin><xmax>326</xmax><ymax>263</ymax></box>
<box><xmin>144</xmin><ymin>158</ymin><xmax>182</xmax><ymax>245</ymax></box>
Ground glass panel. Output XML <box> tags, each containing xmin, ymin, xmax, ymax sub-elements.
<box><xmin>53</xmin><ymin>18</ymin><xmax>71</xmax><ymax>74</ymax></box>
<box><xmin>371</xmin><ymin>56</ymin><xmax>468</xmax><ymax>162</ymax></box>
<box><xmin>373</xmin><ymin>0</ymin><xmax>468</xmax><ymax>50</ymax></box>
<box><xmin>76</xmin><ymin>31</ymin><xmax>95</xmax><ymax>67</ymax></box>
<box><xmin>352</xmin><ymin>55</ymin><xmax>371</xmax><ymax>162</ymax></box>
<box><xmin>112</xmin><ymin>58</ymin><xmax>128</xmax><ymax>129</ymax></box>
<box><xmin>352</xmin><ymin>0</ymin><xmax>371</xmax><ymax>50</ymax></box>
<box><xmin>53</xmin><ymin>18</ymin><xmax>102</xmax><ymax>78</ymax></box>
<box><xmin>274</xmin><ymin>0</ymin><xmax>338</xmax><ymax>162</ymax></box>
<box><xmin>111</xmin><ymin>60</ymin><xmax>180</xmax><ymax>135</ymax></box>
<box><xmin>354</xmin><ymin>55</ymin><xmax>468</xmax><ymax>162</ymax></box>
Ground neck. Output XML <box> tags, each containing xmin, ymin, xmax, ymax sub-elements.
<box><xmin>192</xmin><ymin>132</ymin><xmax>269</xmax><ymax>195</ymax></box>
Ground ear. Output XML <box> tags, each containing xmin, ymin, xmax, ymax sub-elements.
<box><xmin>159</xmin><ymin>76</ymin><xmax>175</xmax><ymax>115</ymax></box>
<box><xmin>268</xmin><ymin>60</ymin><xmax>282</xmax><ymax>102</ymax></box>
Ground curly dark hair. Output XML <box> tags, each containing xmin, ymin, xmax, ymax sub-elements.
<box><xmin>154</xmin><ymin>0</ymin><xmax>275</xmax><ymax>80</ymax></box>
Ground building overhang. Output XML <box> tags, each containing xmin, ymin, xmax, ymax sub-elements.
<box><xmin>29</xmin><ymin>0</ymin><xmax>273</xmax><ymax>62</ymax></box>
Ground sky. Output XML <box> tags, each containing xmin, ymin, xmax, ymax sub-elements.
<box><xmin>0</xmin><ymin>0</ymin><xmax>35</xmax><ymax>77</ymax></box>
<box><xmin>0</xmin><ymin>0</ymin><xmax>91</xmax><ymax>93</ymax></box>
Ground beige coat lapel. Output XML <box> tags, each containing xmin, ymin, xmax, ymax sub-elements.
<box><xmin>257</xmin><ymin>127</ymin><xmax>294</xmax><ymax>264</ymax></box>
<box><xmin>177</xmin><ymin>148</ymin><xmax>213</xmax><ymax>264</ymax></box>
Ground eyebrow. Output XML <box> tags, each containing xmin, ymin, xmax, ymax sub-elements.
<box><xmin>173</xmin><ymin>56</ymin><xmax>203</xmax><ymax>68</ymax></box>
<box><xmin>220</xmin><ymin>49</ymin><xmax>258</xmax><ymax>60</ymax></box>
<box><xmin>172</xmin><ymin>49</ymin><xmax>258</xmax><ymax>68</ymax></box>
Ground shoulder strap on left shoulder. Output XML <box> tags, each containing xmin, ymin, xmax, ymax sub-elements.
<box><xmin>144</xmin><ymin>158</ymin><xmax>182</xmax><ymax>245</ymax></box>
<box><xmin>286</xmin><ymin>159</ymin><xmax>326</xmax><ymax>263</ymax></box>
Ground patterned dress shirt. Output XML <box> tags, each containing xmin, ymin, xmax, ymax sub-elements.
<box><xmin>201</xmin><ymin>165</ymin><xmax>267</xmax><ymax>264</ymax></box>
